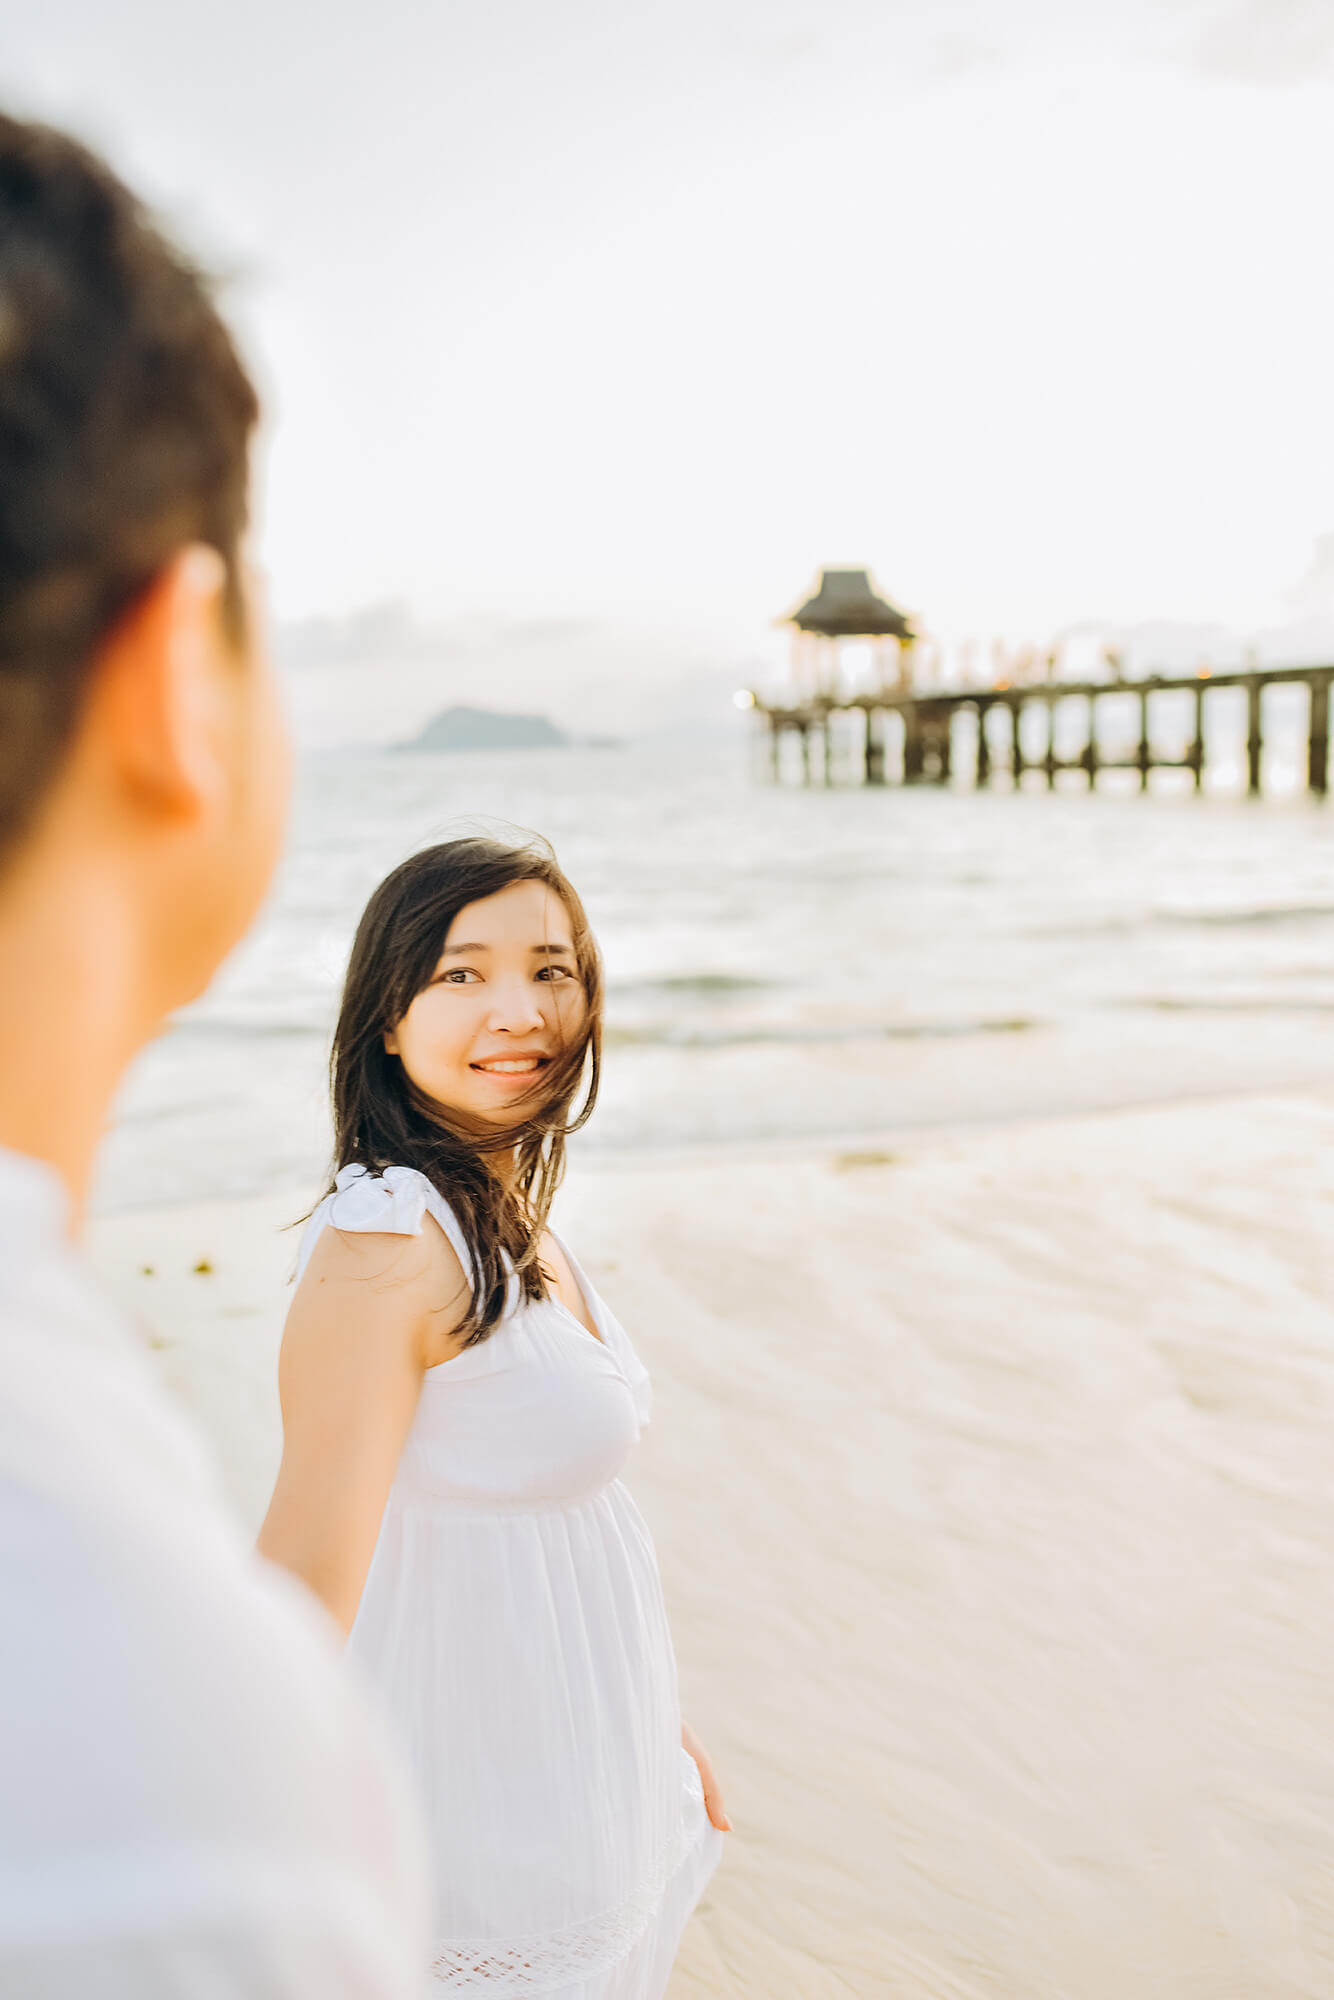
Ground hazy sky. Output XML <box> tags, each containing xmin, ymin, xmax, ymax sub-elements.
<box><xmin>5</xmin><ymin>0</ymin><xmax>1334</xmax><ymax>726</ymax></box>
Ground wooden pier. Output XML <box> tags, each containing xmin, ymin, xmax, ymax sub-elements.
<box><xmin>750</xmin><ymin>664</ymin><xmax>1334</xmax><ymax>799</ymax></box>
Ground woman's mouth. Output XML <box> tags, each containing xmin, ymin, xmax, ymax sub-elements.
<box><xmin>469</xmin><ymin>1056</ymin><xmax>550</xmax><ymax>1076</ymax></box>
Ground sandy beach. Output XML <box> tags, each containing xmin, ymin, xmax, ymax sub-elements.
<box><xmin>86</xmin><ymin>1084</ymin><xmax>1334</xmax><ymax>1998</ymax></box>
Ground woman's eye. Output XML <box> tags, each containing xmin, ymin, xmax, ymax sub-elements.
<box><xmin>535</xmin><ymin>964</ymin><xmax>575</xmax><ymax>982</ymax></box>
<box><xmin>437</xmin><ymin>967</ymin><xmax>480</xmax><ymax>985</ymax></box>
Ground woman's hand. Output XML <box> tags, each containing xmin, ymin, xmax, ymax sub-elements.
<box><xmin>682</xmin><ymin>1720</ymin><xmax>731</xmax><ymax>1832</ymax></box>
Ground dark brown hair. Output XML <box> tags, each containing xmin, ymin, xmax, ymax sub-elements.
<box><xmin>328</xmin><ymin>837</ymin><xmax>603</xmax><ymax>1346</ymax></box>
<box><xmin>0</xmin><ymin>112</ymin><xmax>258</xmax><ymax>862</ymax></box>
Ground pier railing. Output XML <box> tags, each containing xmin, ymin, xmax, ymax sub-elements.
<box><xmin>750</xmin><ymin>665</ymin><xmax>1334</xmax><ymax>797</ymax></box>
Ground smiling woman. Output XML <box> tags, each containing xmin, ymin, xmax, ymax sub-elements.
<box><xmin>256</xmin><ymin>836</ymin><xmax>726</xmax><ymax>1996</ymax></box>
<box><xmin>385</xmin><ymin>878</ymin><xmax>588</xmax><ymax>1124</ymax></box>
<box><xmin>323</xmin><ymin>838</ymin><xmax>604</xmax><ymax>1345</ymax></box>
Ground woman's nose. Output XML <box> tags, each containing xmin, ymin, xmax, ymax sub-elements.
<box><xmin>486</xmin><ymin>984</ymin><xmax>547</xmax><ymax>1033</ymax></box>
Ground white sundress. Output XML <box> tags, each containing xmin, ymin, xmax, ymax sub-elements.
<box><xmin>296</xmin><ymin>1164</ymin><xmax>723</xmax><ymax>1996</ymax></box>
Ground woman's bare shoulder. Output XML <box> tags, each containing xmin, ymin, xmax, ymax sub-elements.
<box><xmin>290</xmin><ymin>1209</ymin><xmax>470</xmax><ymax>1365</ymax></box>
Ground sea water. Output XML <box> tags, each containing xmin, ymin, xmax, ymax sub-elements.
<box><xmin>96</xmin><ymin>712</ymin><xmax>1334</xmax><ymax>1212</ymax></box>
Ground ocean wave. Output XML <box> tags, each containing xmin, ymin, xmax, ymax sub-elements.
<box><xmin>608</xmin><ymin>974</ymin><xmax>773</xmax><ymax>999</ymax></box>
<box><xmin>604</xmin><ymin>1017</ymin><xmax>1037</xmax><ymax>1050</ymax></box>
<box><xmin>157</xmin><ymin>1003</ymin><xmax>1037</xmax><ymax>1055</ymax></box>
<box><xmin>1162</xmin><ymin>903</ymin><xmax>1334</xmax><ymax>928</ymax></box>
<box><xmin>1022</xmin><ymin>918</ymin><xmax>1138</xmax><ymax>939</ymax></box>
<box><xmin>1117</xmin><ymin>995</ymin><xmax>1334</xmax><ymax>1016</ymax></box>
<box><xmin>163</xmin><ymin>1015</ymin><xmax>330</xmax><ymax>1042</ymax></box>
<box><xmin>1027</xmin><ymin>902</ymin><xmax>1334</xmax><ymax>940</ymax></box>
<box><xmin>112</xmin><ymin>1094</ymin><xmax>244</xmax><ymax>1129</ymax></box>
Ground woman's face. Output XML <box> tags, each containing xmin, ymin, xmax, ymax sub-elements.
<box><xmin>384</xmin><ymin>879</ymin><xmax>587</xmax><ymax>1126</ymax></box>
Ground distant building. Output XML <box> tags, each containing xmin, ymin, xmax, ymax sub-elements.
<box><xmin>781</xmin><ymin>567</ymin><xmax>917</xmax><ymax>693</ymax></box>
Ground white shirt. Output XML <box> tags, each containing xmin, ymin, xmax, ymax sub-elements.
<box><xmin>0</xmin><ymin>1149</ymin><xmax>431</xmax><ymax>1997</ymax></box>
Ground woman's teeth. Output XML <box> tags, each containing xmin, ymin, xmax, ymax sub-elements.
<box><xmin>473</xmin><ymin>1058</ymin><xmax>544</xmax><ymax>1073</ymax></box>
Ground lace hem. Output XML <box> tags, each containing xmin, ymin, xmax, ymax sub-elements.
<box><xmin>428</xmin><ymin>1807</ymin><xmax>708</xmax><ymax>1993</ymax></box>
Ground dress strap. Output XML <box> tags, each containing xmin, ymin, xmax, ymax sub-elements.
<box><xmin>295</xmin><ymin>1164</ymin><xmax>477</xmax><ymax>1291</ymax></box>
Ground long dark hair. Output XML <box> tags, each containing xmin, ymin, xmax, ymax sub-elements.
<box><xmin>327</xmin><ymin>836</ymin><xmax>603</xmax><ymax>1346</ymax></box>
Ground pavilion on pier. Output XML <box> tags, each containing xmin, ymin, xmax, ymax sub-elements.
<box><xmin>781</xmin><ymin>566</ymin><xmax>916</xmax><ymax>694</ymax></box>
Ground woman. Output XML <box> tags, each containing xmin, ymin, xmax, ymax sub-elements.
<box><xmin>258</xmin><ymin>836</ymin><xmax>727</xmax><ymax>1995</ymax></box>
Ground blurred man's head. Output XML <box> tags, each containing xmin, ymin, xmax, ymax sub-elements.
<box><xmin>0</xmin><ymin>111</ymin><xmax>288</xmax><ymax>1025</ymax></box>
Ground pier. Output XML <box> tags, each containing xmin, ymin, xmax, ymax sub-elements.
<box><xmin>756</xmin><ymin>568</ymin><xmax>1333</xmax><ymax>799</ymax></box>
<box><xmin>750</xmin><ymin>664</ymin><xmax>1334</xmax><ymax>798</ymax></box>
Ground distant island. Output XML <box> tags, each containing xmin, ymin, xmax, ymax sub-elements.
<box><xmin>397</xmin><ymin>705</ymin><xmax>621</xmax><ymax>752</ymax></box>
<box><xmin>400</xmin><ymin>706</ymin><xmax>567</xmax><ymax>752</ymax></box>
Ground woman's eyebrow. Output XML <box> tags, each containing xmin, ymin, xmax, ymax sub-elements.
<box><xmin>439</xmin><ymin>940</ymin><xmax>574</xmax><ymax>957</ymax></box>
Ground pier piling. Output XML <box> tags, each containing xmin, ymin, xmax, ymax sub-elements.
<box><xmin>902</xmin><ymin>707</ymin><xmax>925</xmax><ymax>784</ymax></box>
<box><xmin>1085</xmin><ymin>694</ymin><xmax>1100</xmax><ymax>789</ymax></box>
<box><xmin>976</xmin><ymin>706</ymin><xmax>992</xmax><ymax>788</ymax></box>
<box><xmin>1310</xmin><ymin>678</ymin><xmax>1329</xmax><ymax>797</ymax></box>
<box><xmin>1246</xmin><ymin>678</ymin><xmax>1263</xmax><ymax>798</ymax></box>
<box><xmin>754</xmin><ymin>662</ymin><xmax>1334</xmax><ymax>802</ymax></box>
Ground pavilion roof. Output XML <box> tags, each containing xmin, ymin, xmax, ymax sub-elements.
<box><xmin>782</xmin><ymin>567</ymin><xmax>915</xmax><ymax>639</ymax></box>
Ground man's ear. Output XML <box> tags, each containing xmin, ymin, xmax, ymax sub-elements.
<box><xmin>90</xmin><ymin>544</ymin><xmax>231</xmax><ymax>819</ymax></box>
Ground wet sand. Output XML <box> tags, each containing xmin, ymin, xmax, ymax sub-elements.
<box><xmin>89</xmin><ymin>1089</ymin><xmax>1334</xmax><ymax>1998</ymax></box>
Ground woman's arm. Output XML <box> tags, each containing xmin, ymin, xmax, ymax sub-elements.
<box><xmin>257</xmin><ymin>1215</ymin><xmax>468</xmax><ymax>1633</ymax></box>
<box><xmin>682</xmin><ymin>1721</ymin><xmax>732</xmax><ymax>1832</ymax></box>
